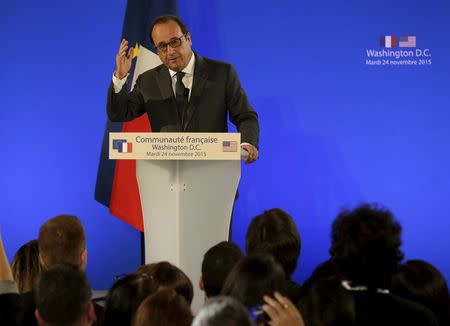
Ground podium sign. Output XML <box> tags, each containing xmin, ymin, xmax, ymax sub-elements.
<box><xmin>109</xmin><ymin>132</ymin><xmax>241</xmax><ymax>160</ymax></box>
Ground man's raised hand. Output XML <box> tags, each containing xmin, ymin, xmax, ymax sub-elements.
<box><xmin>115</xmin><ymin>39</ymin><xmax>134</xmax><ymax>80</ymax></box>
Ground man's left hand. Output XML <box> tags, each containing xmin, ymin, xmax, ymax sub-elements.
<box><xmin>241</xmin><ymin>144</ymin><xmax>259</xmax><ymax>164</ymax></box>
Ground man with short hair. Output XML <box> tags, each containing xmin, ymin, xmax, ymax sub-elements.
<box><xmin>107</xmin><ymin>14</ymin><xmax>259</xmax><ymax>163</ymax></box>
<box><xmin>34</xmin><ymin>264</ymin><xmax>96</xmax><ymax>326</ymax></box>
<box><xmin>38</xmin><ymin>215</ymin><xmax>87</xmax><ymax>270</ymax></box>
<box><xmin>200</xmin><ymin>241</ymin><xmax>243</xmax><ymax>301</ymax></box>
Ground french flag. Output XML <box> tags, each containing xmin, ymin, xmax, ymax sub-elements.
<box><xmin>381</xmin><ymin>35</ymin><xmax>397</xmax><ymax>48</ymax></box>
<box><xmin>120</xmin><ymin>141</ymin><xmax>133</xmax><ymax>153</ymax></box>
<box><xmin>95</xmin><ymin>0</ymin><xmax>176</xmax><ymax>231</ymax></box>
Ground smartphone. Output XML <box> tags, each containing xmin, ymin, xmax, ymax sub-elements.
<box><xmin>248</xmin><ymin>305</ymin><xmax>270</xmax><ymax>324</ymax></box>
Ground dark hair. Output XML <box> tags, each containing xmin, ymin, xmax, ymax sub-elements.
<box><xmin>202</xmin><ymin>241</ymin><xmax>243</xmax><ymax>297</ymax></box>
<box><xmin>391</xmin><ymin>259</ymin><xmax>450</xmax><ymax>326</ymax></box>
<box><xmin>103</xmin><ymin>273</ymin><xmax>158</xmax><ymax>326</ymax></box>
<box><xmin>136</xmin><ymin>261</ymin><xmax>193</xmax><ymax>305</ymax></box>
<box><xmin>192</xmin><ymin>296</ymin><xmax>254</xmax><ymax>326</ymax></box>
<box><xmin>221</xmin><ymin>254</ymin><xmax>285</xmax><ymax>307</ymax></box>
<box><xmin>329</xmin><ymin>204</ymin><xmax>403</xmax><ymax>289</ymax></box>
<box><xmin>150</xmin><ymin>14</ymin><xmax>189</xmax><ymax>45</ymax></box>
<box><xmin>11</xmin><ymin>239</ymin><xmax>42</xmax><ymax>293</ymax></box>
<box><xmin>299</xmin><ymin>277</ymin><xmax>356</xmax><ymax>326</ymax></box>
<box><xmin>35</xmin><ymin>264</ymin><xmax>92</xmax><ymax>325</ymax></box>
<box><xmin>132</xmin><ymin>288</ymin><xmax>193</xmax><ymax>326</ymax></box>
<box><xmin>302</xmin><ymin>260</ymin><xmax>340</xmax><ymax>291</ymax></box>
<box><xmin>38</xmin><ymin>215</ymin><xmax>86</xmax><ymax>268</ymax></box>
<box><xmin>246</xmin><ymin>208</ymin><xmax>301</xmax><ymax>278</ymax></box>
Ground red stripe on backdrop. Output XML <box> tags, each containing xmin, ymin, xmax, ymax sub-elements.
<box><xmin>109</xmin><ymin>114</ymin><xmax>151</xmax><ymax>231</ymax></box>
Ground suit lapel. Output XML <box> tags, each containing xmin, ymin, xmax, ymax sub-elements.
<box><xmin>184</xmin><ymin>53</ymin><xmax>208</xmax><ymax>131</ymax></box>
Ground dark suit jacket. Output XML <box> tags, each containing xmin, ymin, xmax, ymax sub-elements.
<box><xmin>352</xmin><ymin>291</ymin><xmax>439</xmax><ymax>326</ymax></box>
<box><xmin>19</xmin><ymin>291</ymin><xmax>104</xmax><ymax>326</ymax></box>
<box><xmin>0</xmin><ymin>293</ymin><xmax>22</xmax><ymax>326</ymax></box>
<box><xmin>107</xmin><ymin>53</ymin><xmax>259</xmax><ymax>148</ymax></box>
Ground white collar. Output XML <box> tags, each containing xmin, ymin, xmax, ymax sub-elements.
<box><xmin>341</xmin><ymin>280</ymin><xmax>390</xmax><ymax>294</ymax></box>
<box><xmin>169</xmin><ymin>52</ymin><xmax>195</xmax><ymax>78</ymax></box>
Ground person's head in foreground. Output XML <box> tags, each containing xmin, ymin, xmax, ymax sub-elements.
<box><xmin>200</xmin><ymin>241</ymin><xmax>243</xmax><ymax>300</ymax></box>
<box><xmin>34</xmin><ymin>264</ymin><xmax>95</xmax><ymax>326</ymax></box>
<box><xmin>136</xmin><ymin>261</ymin><xmax>193</xmax><ymax>305</ymax></box>
<box><xmin>221</xmin><ymin>254</ymin><xmax>285</xmax><ymax>307</ymax></box>
<box><xmin>132</xmin><ymin>288</ymin><xmax>193</xmax><ymax>326</ymax></box>
<box><xmin>329</xmin><ymin>203</ymin><xmax>404</xmax><ymax>289</ymax></box>
<box><xmin>192</xmin><ymin>296</ymin><xmax>254</xmax><ymax>326</ymax></box>
<box><xmin>103</xmin><ymin>272</ymin><xmax>158</xmax><ymax>326</ymax></box>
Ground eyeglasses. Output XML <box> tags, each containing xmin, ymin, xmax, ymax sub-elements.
<box><xmin>155</xmin><ymin>34</ymin><xmax>187</xmax><ymax>53</ymax></box>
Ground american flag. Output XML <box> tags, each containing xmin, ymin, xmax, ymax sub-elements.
<box><xmin>399</xmin><ymin>36</ymin><xmax>416</xmax><ymax>48</ymax></box>
<box><xmin>222</xmin><ymin>141</ymin><xmax>238</xmax><ymax>152</ymax></box>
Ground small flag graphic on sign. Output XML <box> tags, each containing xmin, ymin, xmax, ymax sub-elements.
<box><xmin>113</xmin><ymin>139</ymin><xmax>133</xmax><ymax>153</ymax></box>
<box><xmin>222</xmin><ymin>141</ymin><xmax>238</xmax><ymax>152</ymax></box>
<box><xmin>399</xmin><ymin>36</ymin><xmax>416</xmax><ymax>48</ymax></box>
<box><xmin>380</xmin><ymin>35</ymin><xmax>397</xmax><ymax>48</ymax></box>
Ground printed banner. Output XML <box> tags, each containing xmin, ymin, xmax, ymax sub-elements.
<box><xmin>109</xmin><ymin>133</ymin><xmax>241</xmax><ymax>160</ymax></box>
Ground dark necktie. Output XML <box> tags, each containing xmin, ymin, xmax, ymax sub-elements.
<box><xmin>175</xmin><ymin>72</ymin><xmax>188</xmax><ymax>128</ymax></box>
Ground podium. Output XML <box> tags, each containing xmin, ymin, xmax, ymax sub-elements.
<box><xmin>110</xmin><ymin>132</ymin><xmax>244</xmax><ymax>311</ymax></box>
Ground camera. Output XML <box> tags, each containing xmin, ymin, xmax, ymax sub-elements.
<box><xmin>248</xmin><ymin>305</ymin><xmax>270</xmax><ymax>324</ymax></box>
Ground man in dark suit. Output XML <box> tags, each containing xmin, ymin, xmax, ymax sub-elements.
<box><xmin>107</xmin><ymin>15</ymin><xmax>259</xmax><ymax>163</ymax></box>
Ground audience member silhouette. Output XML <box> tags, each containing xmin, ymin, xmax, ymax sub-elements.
<box><xmin>222</xmin><ymin>254</ymin><xmax>285</xmax><ymax>307</ymax></box>
<box><xmin>192</xmin><ymin>296</ymin><xmax>254</xmax><ymax>326</ymax></box>
<box><xmin>328</xmin><ymin>204</ymin><xmax>439</xmax><ymax>326</ymax></box>
<box><xmin>246</xmin><ymin>208</ymin><xmax>302</xmax><ymax>302</ymax></box>
<box><xmin>200</xmin><ymin>241</ymin><xmax>243</xmax><ymax>301</ymax></box>
<box><xmin>102</xmin><ymin>272</ymin><xmax>158</xmax><ymax>326</ymax></box>
<box><xmin>11</xmin><ymin>240</ymin><xmax>42</xmax><ymax>294</ymax></box>
<box><xmin>132</xmin><ymin>288</ymin><xmax>193</xmax><ymax>326</ymax></box>
<box><xmin>34</xmin><ymin>264</ymin><xmax>96</xmax><ymax>326</ymax></box>
<box><xmin>21</xmin><ymin>215</ymin><xmax>102</xmax><ymax>325</ymax></box>
<box><xmin>391</xmin><ymin>259</ymin><xmax>449</xmax><ymax>326</ymax></box>
<box><xmin>136</xmin><ymin>261</ymin><xmax>193</xmax><ymax>306</ymax></box>
<box><xmin>299</xmin><ymin>277</ymin><xmax>356</xmax><ymax>326</ymax></box>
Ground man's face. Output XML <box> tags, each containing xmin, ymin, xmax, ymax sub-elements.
<box><xmin>152</xmin><ymin>20</ymin><xmax>192</xmax><ymax>72</ymax></box>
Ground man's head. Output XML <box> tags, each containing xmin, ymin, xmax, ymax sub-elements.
<box><xmin>200</xmin><ymin>241</ymin><xmax>243</xmax><ymax>298</ymax></box>
<box><xmin>38</xmin><ymin>215</ymin><xmax>87</xmax><ymax>270</ymax></box>
<box><xmin>132</xmin><ymin>288</ymin><xmax>193</xmax><ymax>326</ymax></box>
<box><xmin>103</xmin><ymin>273</ymin><xmax>158</xmax><ymax>326</ymax></box>
<box><xmin>192</xmin><ymin>296</ymin><xmax>254</xmax><ymax>326</ymax></box>
<box><xmin>329</xmin><ymin>204</ymin><xmax>404</xmax><ymax>288</ymax></box>
<box><xmin>136</xmin><ymin>261</ymin><xmax>194</xmax><ymax>305</ymax></box>
<box><xmin>150</xmin><ymin>15</ymin><xmax>192</xmax><ymax>72</ymax></box>
<box><xmin>246</xmin><ymin>208</ymin><xmax>301</xmax><ymax>278</ymax></box>
<box><xmin>34</xmin><ymin>264</ymin><xmax>95</xmax><ymax>326</ymax></box>
<box><xmin>221</xmin><ymin>254</ymin><xmax>285</xmax><ymax>307</ymax></box>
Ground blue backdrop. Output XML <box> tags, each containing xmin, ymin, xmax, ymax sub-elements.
<box><xmin>2</xmin><ymin>0</ymin><xmax>449</xmax><ymax>290</ymax></box>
